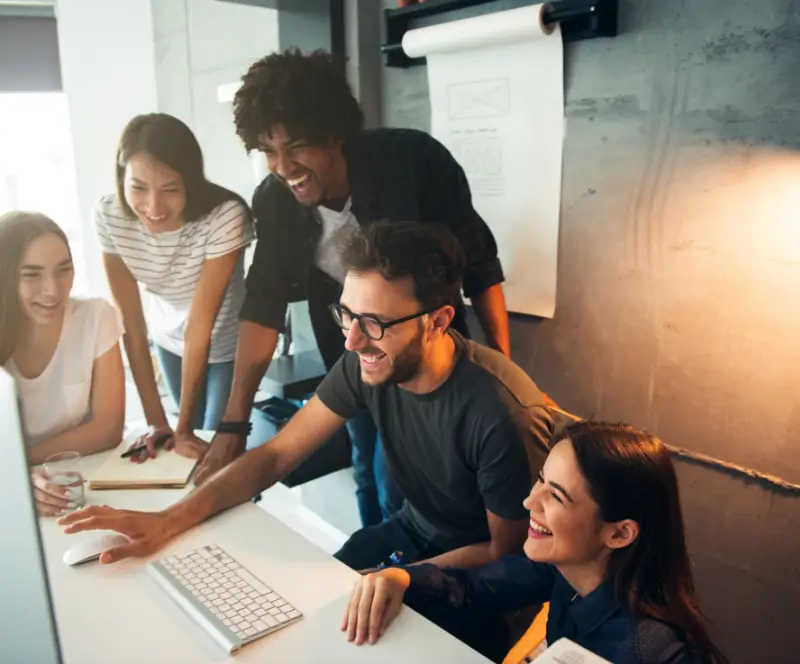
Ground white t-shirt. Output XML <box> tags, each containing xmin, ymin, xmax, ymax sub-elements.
<box><xmin>94</xmin><ymin>194</ymin><xmax>254</xmax><ymax>363</ymax></box>
<box><xmin>314</xmin><ymin>198</ymin><xmax>359</xmax><ymax>284</ymax></box>
<box><xmin>4</xmin><ymin>297</ymin><xmax>124</xmax><ymax>445</ymax></box>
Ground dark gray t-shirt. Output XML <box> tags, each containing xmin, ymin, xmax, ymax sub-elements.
<box><xmin>316</xmin><ymin>331</ymin><xmax>554</xmax><ymax>551</ymax></box>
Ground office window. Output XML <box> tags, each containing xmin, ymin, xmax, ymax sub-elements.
<box><xmin>0</xmin><ymin>92</ymin><xmax>88</xmax><ymax>294</ymax></box>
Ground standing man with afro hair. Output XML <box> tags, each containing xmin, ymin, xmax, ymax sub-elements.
<box><xmin>194</xmin><ymin>49</ymin><xmax>515</xmax><ymax>530</ymax></box>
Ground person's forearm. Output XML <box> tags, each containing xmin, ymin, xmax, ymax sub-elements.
<box><xmin>175</xmin><ymin>330</ymin><xmax>212</xmax><ymax>433</ymax></box>
<box><xmin>222</xmin><ymin>321</ymin><xmax>281</xmax><ymax>421</ymax></box>
<box><xmin>470</xmin><ymin>284</ymin><xmax>511</xmax><ymax>357</ymax></box>
<box><xmin>28</xmin><ymin>415</ymin><xmax>124</xmax><ymax>466</ymax></box>
<box><xmin>124</xmin><ymin>330</ymin><xmax>168</xmax><ymax>428</ymax></box>
<box><xmin>165</xmin><ymin>441</ymin><xmax>285</xmax><ymax>531</ymax></box>
<box><xmin>413</xmin><ymin>541</ymin><xmax>500</xmax><ymax>571</ymax></box>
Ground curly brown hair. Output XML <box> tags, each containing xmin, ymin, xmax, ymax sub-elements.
<box><xmin>233</xmin><ymin>48</ymin><xmax>364</xmax><ymax>152</ymax></box>
<box><xmin>341</xmin><ymin>220</ymin><xmax>465</xmax><ymax>312</ymax></box>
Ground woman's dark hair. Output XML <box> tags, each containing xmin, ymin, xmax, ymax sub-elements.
<box><xmin>114</xmin><ymin>113</ymin><xmax>248</xmax><ymax>222</ymax></box>
<box><xmin>233</xmin><ymin>48</ymin><xmax>364</xmax><ymax>151</ymax></box>
<box><xmin>341</xmin><ymin>220</ymin><xmax>465</xmax><ymax>312</ymax></box>
<box><xmin>0</xmin><ymin>211</ymin><xmax>71</xmax><ymax>365</ymax></box>
<box><xmin>563</xmin><ymin>420</ymin><xmax>728</xmax><ymax>664</ymax></box>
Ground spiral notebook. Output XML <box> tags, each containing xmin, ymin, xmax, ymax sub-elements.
<box><xmin>88</xmin><ymin>430</ymin><xmax>214</xmax><ymax>490</ymax></box>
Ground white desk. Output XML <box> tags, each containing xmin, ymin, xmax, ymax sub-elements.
<box><xmin>39</xmin><ymin>449</ymin><xmax>490</xmax><ymax>663</ymax></box>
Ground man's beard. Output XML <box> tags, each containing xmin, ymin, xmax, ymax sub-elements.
<box><xmin>361</xmin><ymin>330</ymin><xmax>425</xmax><ymax>386</ymax></box>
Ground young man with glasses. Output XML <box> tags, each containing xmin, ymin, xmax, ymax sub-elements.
<box><xmin>193</xmin><ymin>49</ymin><xmax>516</xmax><ymax>531</ymax></box>
<box><xmin>58</xmin><ymin>222</ymin><xmax>554</xmax><ymax>573</ymax></box>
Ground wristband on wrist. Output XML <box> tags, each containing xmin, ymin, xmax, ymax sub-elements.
<box><xmin>216</xmin><ymin>420</ymin><xmax>253</xmax><ymax>436</ymax></box>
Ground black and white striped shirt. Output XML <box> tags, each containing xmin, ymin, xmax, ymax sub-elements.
<box><xmin>94</xmin><ymin>194</ymin><xmax>254</xmax><ymax>363</ymax></box>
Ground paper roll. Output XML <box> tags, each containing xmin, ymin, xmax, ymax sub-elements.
<box><xmin>402</xmin><ymin>4</ymin><xmax>553</xmax><ymax>58</ymax></box>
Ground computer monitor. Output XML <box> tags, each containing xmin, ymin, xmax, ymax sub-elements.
<box><xmin>0</xmin><ymin>368</ymin><xmax>63</xmax><ymax>663</ymax></box>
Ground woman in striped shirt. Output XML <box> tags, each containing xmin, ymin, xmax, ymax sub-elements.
<box><xmin>94</xmin><ymin>113</ymin><xmax>254</xmax><ymax>460</ymax></box>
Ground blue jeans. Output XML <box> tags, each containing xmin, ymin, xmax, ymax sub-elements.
<box><xmin>346</xmin><ymin>409</ymin><xmax>404</xmax><ymax>527</ymax></box>
<box><xmin>155</xmin><ymin>345</ymin><xmax>235</xmax><ymax>430</ymax></box>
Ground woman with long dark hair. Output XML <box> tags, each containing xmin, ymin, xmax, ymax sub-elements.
<box><xmin>0</xmin><ymin>211</ymin><xmax>125</xmax><ymax>512</ymax></box>
<box><xmin>94</xmin><ymin>113</ymin><xmax>253</xmax><ymax>460</ymax></box>
<box><xmin>342</xmin><ymin>421</ymin><xmax>728</xmax><ymax>664</ymax></box>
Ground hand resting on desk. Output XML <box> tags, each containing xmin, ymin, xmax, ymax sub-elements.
<box><xmin>342</xmin><ymin>568</ymin><xmax>411</xmax><ymax>645</ymax></box>
<box><xmin>128</xmin><ymin>426</ymin><xmax>209</xmax><ymax>464</ymax></box>
<box><xmin>193</xmin><ymin>431</ymin><xmax>246</xmax><ymax>485</ymax></box>
<box><xmin>57</xmin><ymin>505</ymin><xmax>181</xmax><ymax>564</ymax></box>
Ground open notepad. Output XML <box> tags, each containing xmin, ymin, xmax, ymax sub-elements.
<box><xmin>88</xmin><ymin>430</ymin><xmax>215</xmax><ymax>490</ymax></box>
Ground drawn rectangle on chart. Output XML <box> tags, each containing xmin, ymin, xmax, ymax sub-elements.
<box><xmin>447</xmin><ymin>78</ymin><xmax>510</xmax><ymax>121</ymax></box>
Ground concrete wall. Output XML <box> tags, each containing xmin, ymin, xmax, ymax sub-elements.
<box><xmin>56</xmin><ymin>0</ymin><xmax>160</xmax><ymax>298</ymax></box>
<box><xmin>379</xmin><ymin>0</ymin><xmax>800</xmax><ymax>661</ymax></box>
<box><xmin>152</xmin><ymin>0</ymin><xmax>279</xmax><ymax>200</ymax></box>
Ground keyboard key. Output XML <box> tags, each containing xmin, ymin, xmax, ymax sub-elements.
<box><xmin>255</xmin><ymin>609</ymin><xmax>266</xmax><ymax>617</ymax></box>
<box><xmin>232</xmin><ymin>616</ymin><xmax>243</xmax><ymax>625</ymax></box>
<box><xmin>268</xmin><ymin>608</ymin><xmax>279</xmax><ymax>616</ymax></box>
<box><xmin>281</xmin><ymin>604</ymin><xmax>294</xmax><ymax>614</ymax></box>
<box><xmin>240</xmin><ymin>622</ymin><xmax>251</xmax><ymax>630</ymax></box>
<box><xmin>266</xmin><ymin>593</ymin><xmax>279</xmax><ymax>602</ymax></box>
<box><xmin>287</xmin><ymin>610</ymin><xmax>300</xmax><ymax>619</ymax></box>
<box><xmin>274</xmin><ymin>599</ymin><xmax>286</xmax><ymax>608</ymax></box>
<box><xmin>225</xmin><ymin>610</ymin><xmax>237</xmax><ymax>618</ymax></box>
<box><xmin>235</xmin><ymin>569</ymin><xmax>271</xmax><ymax>595</ymax></box>
<box><xmin>245</xmin><ymin>627</ymin><xmax>257</xmax><ymax>637</ymax></box>
<box><xmin>264</xmin><ymin>615</ymin><xmax>278</xmax><ymax>628</ymax></box>
<box><xmin>253</xmin><ymin>620</ymin><xmax>268</xmax><ymax>632</ymax></box>
<box><xmin>276</xmin><ymin>614</ymin><xmax>288</xmax><ymax>623</ymax></box>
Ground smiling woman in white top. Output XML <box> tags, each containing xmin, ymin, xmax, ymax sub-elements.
<box><xmin>94</xmin><ymin>113</ymin><xmax>254</xmax><ymax>461</ymax></box>
<box><xmin>0</xmin><ymin>211</ymin><xmax>125</xmax><ymax>515</ymax></box>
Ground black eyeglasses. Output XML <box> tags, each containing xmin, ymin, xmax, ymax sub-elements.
<box><xmin>329</xmin><ymin>303</ymin><xmax>435</xmax><ymax>341</ymax></box>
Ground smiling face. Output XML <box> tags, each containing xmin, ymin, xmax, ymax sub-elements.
<box><xmin>18</xmin><ymin>233</ymin><xmax>74</xmax><ymax>326</ymax></box>
<box><xmin>259</xmin><ymin>124</ymin><xmax>347</xmax><ymax>207</ymax></box>
<box><xmin>339</xmin><ymin>271</ymin><xmax>434</xmax><ymax>387</ymax></box>
<box><xmin>123</xmin><ymin>151</ymin><xmax>186</xmax><ymax>233</ymax></box>
<box><xmin>523</xmin><ymin>439</ymin><xmax>638</xmax><ymax>569</ymax></box>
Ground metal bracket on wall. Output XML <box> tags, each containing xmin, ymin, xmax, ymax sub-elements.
<box><xmin>380</xmin><ymin>0</ymin><xmax>618</xmax><ymax>68</ymax></box>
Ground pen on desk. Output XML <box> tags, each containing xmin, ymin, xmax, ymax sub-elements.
<box><xmin>120</xmin><ymin>432</ymin><xmax>172</xmax><ymax>459</ymax></box>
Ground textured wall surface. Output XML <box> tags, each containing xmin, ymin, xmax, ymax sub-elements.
<box><xmin>379</xmin><ymin>0</ymin><xmax>800</xmax><ymax>661</ymax></box>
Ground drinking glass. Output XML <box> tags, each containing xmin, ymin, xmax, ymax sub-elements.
<box><xmin>43</xmin><ymin>451</ymin><xmax>85</xmax><ymax>511</ymax></box>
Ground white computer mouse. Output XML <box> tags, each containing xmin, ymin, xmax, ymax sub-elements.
<box><xmin>62</xmin><ymin>533</ymin><xmax>130</xmax><ymax>566</ymax></box>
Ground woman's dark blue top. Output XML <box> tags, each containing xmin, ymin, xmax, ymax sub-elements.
<box><xmin>403</xmin><ymin>554</ymin><xmax>700</xmax><ymax>664</ymax></box>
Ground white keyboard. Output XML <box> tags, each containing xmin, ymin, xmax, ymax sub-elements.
<box><xmin>147</xmin><ymin>544</ymin><xmax>302</xmax><ymax>654</ymax></box>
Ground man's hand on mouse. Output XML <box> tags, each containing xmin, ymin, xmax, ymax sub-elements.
<box><xmin>31</xmin><ymin>469</ymin><xmax>76</xmax><ymax>516</ymax></box>
<box><xmin>57</xmin><ymin>506</ymin><xmax>181</xmax><ymax>564</ymax></box>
